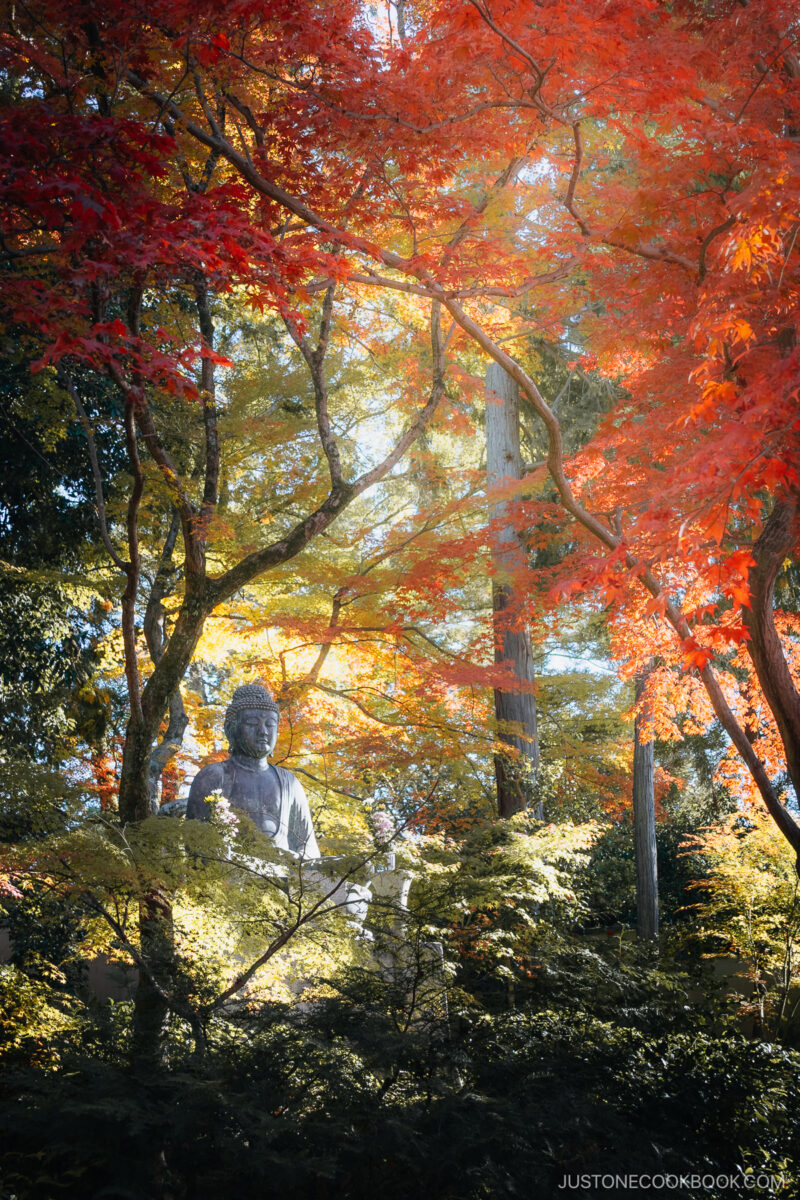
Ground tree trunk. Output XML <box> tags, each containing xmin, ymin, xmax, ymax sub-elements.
<box><xmin>633</xmin><ymin>669</ymin><xmax>658</xmax><ymax>940</ymax></box>
<box><xmin>743</xmin><ymin>498</ymin><xmax>800</xmax><ymax>800</ymax></box>
<box><xmin>485</xmin><ymin>364</ymin><xmax>539</xmax><ymax>818</ymax></box>
<box><xmin>117</xmin><ymin>583</ymin><xmax>209</xmax><ymax>824</ymax></box>
<box><xmin>132</xmin><ymin>892</ymin><xmax>174</xmax><ymax>1071</ymax></box>
<box><xmin>118</xmin><ymin>584</ymin><xmax>209</xmax><ymax>1067</ymax></box>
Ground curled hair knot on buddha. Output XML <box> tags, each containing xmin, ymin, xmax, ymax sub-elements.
<box><xmin>223</xmin><ymin>683</ymin><xmax>280</xmax><ymax>750</ymax></box>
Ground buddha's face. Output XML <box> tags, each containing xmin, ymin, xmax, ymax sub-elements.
<box><xmin>232</xmin><ymin>708</ymin><xmax>278</xmax><ymax>760</ymax></box>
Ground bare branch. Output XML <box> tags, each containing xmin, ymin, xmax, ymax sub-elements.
<box><xmin>564</xmin><ymin>123</ymin><xmax>590</xmax><ymax>237</ymax></box>
<box><xmin>193</xmin><ymin>276</ymin><xmax>220</xmax><ymax>518</ymax></box>
<box><xmin>58</xmin><ymin>368</ymin><xmax>127</xmax><ymax>572</ymax></box>
<box><xmin>143</xmin><ymin>509</ymin><xmax>181</xmax><ymax>666</ymax></box>
<box><xmin>284</xmin><ymin>284</ymin><xmax>344</xmax><ymax>488</ymax></box>
<box><xmin>122</xmin><ymin>390</ymin><xmax>144</xmax><ymax>727</ymax></box>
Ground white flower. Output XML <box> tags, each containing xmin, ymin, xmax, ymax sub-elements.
<box><xmin>209</xmin><ymin>794</ymin><xmax>239</xmax><ymax>830</ymax></box>
<box><xmin>372</xmin><ymin>810</ymin><xmax>394</xmax><ymax>842</ymax></box>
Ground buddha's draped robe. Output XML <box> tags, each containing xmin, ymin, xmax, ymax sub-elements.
<box><xmin>186</xmin><ymin>757</ymin><xmax>320</xmax><ymax>858</ymax></box>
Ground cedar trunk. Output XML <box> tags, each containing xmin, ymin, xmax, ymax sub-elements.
<box><xmin>633</xmin><ymin>670</ymin><xmax>659</xmax><ymax>940</ymax></box>
<box><xmin>485</xmin><ymin>364</ymin><xmax>539</xmax><ymax>818</ymax></box>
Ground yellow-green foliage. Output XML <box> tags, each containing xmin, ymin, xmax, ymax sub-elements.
<box><xmin>0</xmin><ymin>964</ymin><xmax>83</xmax><ymax>1067</ymax></box>
<box><xmin>413</xmin><ymin>815</ymin><xmax>598</xmax><ymax>983</ymax></box>
<box><xmin>4</xmin><ymin>809</ymin><xmax>378</xmax><ymax>1037</ymax></box>
<box><xmin>682</xmin><ymin>808</ymin><xmax>800</xmax><ymax>1035</ymax></box>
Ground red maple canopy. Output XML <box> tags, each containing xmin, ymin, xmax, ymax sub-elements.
<box><xmin>1</xmin><ymin>0</ymin><xmax>798</xmax><ymax>851</ymax></box>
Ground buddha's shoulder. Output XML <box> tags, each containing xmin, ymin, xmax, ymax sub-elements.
<box><xmin>272</xmin><ymin>764</ymin><xmax>307</xmax><ymax>797</ymax></box>
<box><xmin>189</xmin><ymin>760</ymin><xmax>228</xmax><ymax>793</ymax></box>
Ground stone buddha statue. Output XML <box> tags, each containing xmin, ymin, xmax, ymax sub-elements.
<box><xmin>186</xmin><ymin>683</ymin><xmax>320</xmax><ymax>859</ymax></box>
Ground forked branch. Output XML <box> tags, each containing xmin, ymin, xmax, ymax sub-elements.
<box><xmin>208</xmin><ymin>301</ymin><xmax>447</xmax><ymax>602</ymax></box>
<box><xmin>284</xmin><ymin>284</ymin><xmax>344</xmax><ymax>489</ymax></box>
<box><xmin>59</xmin><ymin>368</ymin><xmax>127</xmax><ymax>573</ymax></box>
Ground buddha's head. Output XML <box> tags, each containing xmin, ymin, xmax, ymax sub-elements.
<box><xmin>224</xmin><ymin>684</ymin><xmax>280</xmax><ymax>761</ymax></box>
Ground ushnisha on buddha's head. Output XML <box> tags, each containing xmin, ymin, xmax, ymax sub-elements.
<box><xmin>223</xmin><ymin>684</ymin><xmax>280</xmax><ymax>762</ymax></box>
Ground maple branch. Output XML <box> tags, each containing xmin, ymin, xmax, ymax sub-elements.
<box><xmin>377</xmin><ymin>164</ymin><xmax>419</xmax><ymax>255</ymax></box>
<box><xmin>276</xmin><ymin>588</ymin><xmax>349</xmax><ymax>700</ymax></box>
<box><xmin>442</xmin><ymin>157</ymin><xmax>525</xmax><ymax>263</ymax></box>
<box><xmin>560</xmin><ymin>117</ymin><xmax>698</xmax><ymax>274</ymax></box>
<box><xmin>162</xmin><ymin>114</ymin><xmax>221</xmax><ymax>195</ymax></box>
<box><xmin>303</xmin><ymin>588</ymin><xmax>345</xmax><ymax>688</ymax></box>
<box><xmin>564</xmin><ymin>123</ymin><xmax>590</xmax><ymax>237</ymax></box>
<box><xmin>131</xmin><ymin>72</ymin><xmax>571</xmax><ymax>305</ymax></box>
<box><xmin>0</xmin><ymin>238</ymin><xmax>61</xmax><ymax>260</ymax></box>
<box><xmin>142</xmin><ymin>510</ymin><xmax>181</xmax><ymax>666</ymax></box>
<box><xmin>743</xmin><ymin>498</ymin><xmax>800</xmax><ymax>798</ymax></box>
<box><xmin>734</xmin><ymin>30</ymin><xmax>800</xmax><ymax>123</ymax></box>
<box><xmin>283</xmin><ymin>510</ymin><xmax>448</xmax><ymax>693</ymax></box>
<box><xmin>284</xmin><ymin>284</ymin><xmax>344</xmax><ymax>489</ymax></box>
<box><xmin>291</xmin><ymin>768</ymin><xmax>368</xmax><ymax>803</ymax></box>
<box><xmin>602</xmin><ymin>237</ymin><xmax>697</xmax><ymax>274</ymax></box>
<box><xmin>311</xmin><ymin>682</ymin><xmax>410</xmax><ymax>727</ymax></box>
<box><xmin>127</xmin><ymin>70</ymin><xmax>386</xmax><ymax>262</ymax></box>
<box><xmin>220</xmin><ymin>51</ymin><xmax>545</xmax><ymax>132</ymax></box>
<box><xmin>219</xmin><ymin>86</ymin><xmax>265</xmax><ymax>149</ymax></box>
<box><xmin>441</xmin><ymin>298</ymin><xmax>800</xmax><ymax>858</ymax></box>
<box><xmin>207</xmin><ymin>302</ymin><xmax>447</xmax><ymax>604</ymax></box>
<box><xmin>343</xmin><ymin>273</ymin><xmax>442</xmax><ymax>300</ymax></box>
<box><xmin>698</xmin><ymin>215</ymin><xmax>737</xmax><ymax>282</ymax></box>
<box><xmin>190</xmin><ymin>67</ymin><xmax>224</xmax><ymax>141</ymax></box>
<box><xmin>108</xmin><ymin>361</ymin><xmax>200</xmax><ymax>571</ymax></box>
<box><xmin>58</xmin><ymin>368</ymin><xmax>127</xmax><ymax>573</ymax></box>
<box><xmin>400</xmin><ymin>625</ymin><xmax>478</xmax><ymax>666</ymax></box>
<box><xmin>206</xmin><ymin>849</ymin><xmax>383</xmax><ymax>1012</ymax></box>
<box><xmin>357</xmin><ymin>300</ymin><xmax>446</xmax><ymax>492</ymax></box>
<box><xmin>332</xmin><ymin>261</ymin><xmax>576</xmax><ymax>302</ymax></box>
<box><xmin>142</xmin><ymin>509</ymin><xmax>189</xmax><ymax>802</ymax></box>
<box><xmin>131</xmin><ymin>70</ymin><xmax>514</xmax><ymax>316</ymax></box>
<box><xmin>559</xmin><ymin>137</ymin><xmax>698</xmax><ymax>273</ymax></box>
<box><xmin>777</xmin><ymin>222</ymin><xmax>800</xmax><ymax>292</ymax></box>
<box><xmin>465</xmin><ymin>0</ymin><xmax>550</xmax><ymax>100</ymax></box>
<box><xmin>193</xmin><ymin>276</ymin><xmax>219</xmax><ymax>518</ymax></box>
<box><xmin>122</xmin><ymin>390</ymin><xmax>144</xmax><ymax>727</ymax></box>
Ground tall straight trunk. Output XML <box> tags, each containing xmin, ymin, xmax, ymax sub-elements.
<box><xmin>633</xmin><ymin>669</ymin><xmax>658</xmax><ymax>940</ymax></box>
<box><xmin>485</xmin><ymin>364</ymin><xmax>539</xmax><ymax>818</ymax></box>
